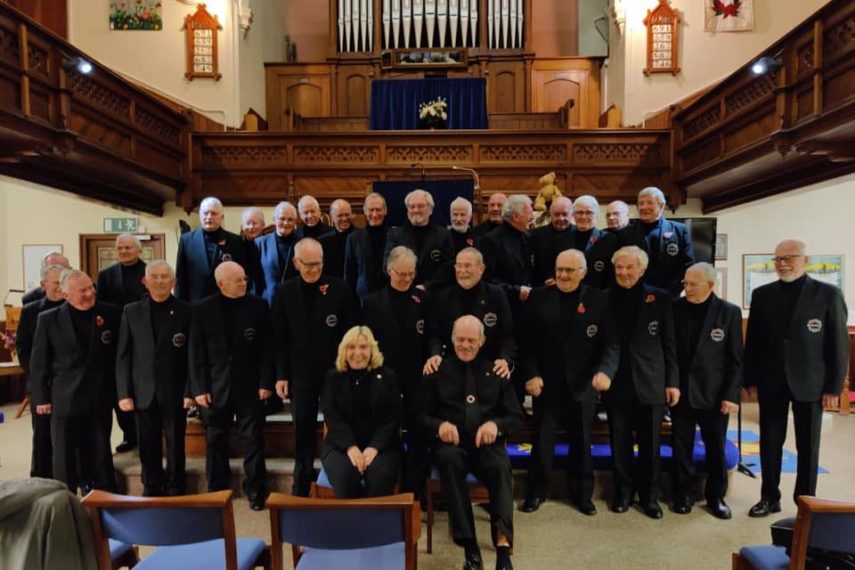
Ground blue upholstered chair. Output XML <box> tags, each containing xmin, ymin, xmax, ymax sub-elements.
<box><xmin>82</xmin><ymin>489</ymin><xmax>270</xmax><ymax>570</ymax></box>
<box><xmin>733</xmin><ymin>495</ymin><xmax>855</xmax><ymax>569</ymax></box>
<box><xmin>266</xmin><ymin>491</ymin><xmax>420</xmax><ymax>570</ymax></box>
<box><xmin>108</xmin><ymin>538</ymin><xmax>138</xmax><ymax>569</ymax></box>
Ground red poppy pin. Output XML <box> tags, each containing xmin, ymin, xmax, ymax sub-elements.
<box><xmin>466</xmin><ymin>238</ymin><xmax>474</xmax><ymax>246</ymax></box>
<box><xmin>577</xmin><ymin>303</ymin><xmax>586</xmax><ymax>314</ymax></box>
<box><xmin>319</xmin><ymin>284</ymin><xmax>329</xmax><ymax>295</ymax></box>
<box><xmin>412</xmin><ymin>295</ymin><xmax>421</xmax><ymax>304</ymax></box>
<box><xmin>645</xmin><ymin>294</ymin><xmax>656</xmax><ymax>303</ymax></box>
<box><xmin>217</xmin><ymin>239</ymin><xmax>226</xmax><ymax>247</ymax></box>
<box><xmin>96</xmin><ymin>315</ymin><xmax>105</xmax><ymax>327</ymax></box>
<box><xmin>590</xmin><ymin>236</ymin><xmax>598</xmax><ymax>245</ymax></box>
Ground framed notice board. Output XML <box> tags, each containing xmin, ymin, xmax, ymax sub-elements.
<box><xmin>183</xmin><ymin>4</ymin><xmax>222</xmax><ymax>81</ymax></box>
<box><xmin>644</xmin><ymin>0</ymin><xmax>681</xmax><ymax>76</ymax></box>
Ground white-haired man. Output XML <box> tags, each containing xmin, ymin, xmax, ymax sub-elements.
<box><xmin>256</xmin><ymin>201</ymin><xmax>299</xmax><ymax>305</ymax></box>
<box><xmin>295</xmin><ymin>194</ymin><xmax>333</xmax><ymax>239</ymax></box>
<box><xmin>744</xmin><ymin>240</ymin><xmax>848</xmax><ymax>517</ymax></box>
<box><xmin>568</xmin><ymin>195</ymin><xmax>619</xmax><ymax>290</ymax></box>
<box><xmin>22</xmin><ymin>251</ymin><xmax>70</xmax><ymax>304</ymax></box>
<box><xmin>605</xmin><ymin>200</ymin><xmax>630</xmax><ymax>232</ymax></box>
<box><xmin>449</xmin><ymin>196</ymin><xmax>476</xmax><ymax>254</ymax></box>
<box><xmin>344</xmin><ymin>192</ymin><xmax>390</xmax><ymax>300</ymax></box>
<box><xmin>175</xmin><ymin>196</ymin><xmax>248</xmax><ymax>302</ymax></box>
<box><xmin>383</xmin><ymin>189</ymin><xmax>455</xmax><ymax>291</ymax></box>
<box><xmin>241</xmin><ymin>207</ymin><xmax>266</xmax><ymax>240</ymax></box>
<box><xmin>619</xmin><ymin>187</ymin><xmax>694</xmax><ymax>297</ymax></box>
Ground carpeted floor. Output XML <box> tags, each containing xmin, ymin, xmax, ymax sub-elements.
<box><xmin>1</xmin><ymin>402</ymin><xmax>852</xmax><ymax>569</ymax></box>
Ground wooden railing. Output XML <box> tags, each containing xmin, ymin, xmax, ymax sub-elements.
<box><xmin>672</xmin><ymin>0</ymin><xmax>854</xmax><ymax>212</ymax></box>
<box><xmin>0</xmin><ymin>3</ymin><xmax>191</xmax><ymax>215</ymax></box>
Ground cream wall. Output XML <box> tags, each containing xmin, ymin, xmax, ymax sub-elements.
<box><xmin>607</xmin><ymin>0</ymin><xmax>830</xmax><ymax>125</ymax></box>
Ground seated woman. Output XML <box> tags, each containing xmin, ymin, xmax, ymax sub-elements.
<box><xmin>321</xmin><ymin>325</ymin><xmax>402</xmax><ymax>498</ymax></box>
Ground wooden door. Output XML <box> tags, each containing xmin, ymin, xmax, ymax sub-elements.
<box><xmin>79</xmin><ymin>234</ymin><xmax>166</xmax><ymax>282</ymax></box>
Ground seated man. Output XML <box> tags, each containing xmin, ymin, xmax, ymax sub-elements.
<box><xmin>421</xmin><ymin>315</ymin><xmax>523</xmax><ymax>570</ymax></box>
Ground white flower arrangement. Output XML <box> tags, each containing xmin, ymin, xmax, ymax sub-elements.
<box><xmin>418</xmin><ymin>97</ymin><xmax>448</xmax><ymax>123</ymax></box>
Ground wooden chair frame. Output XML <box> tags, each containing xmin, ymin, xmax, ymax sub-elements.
<box><xmin>267</xmin><ymin>492</ymin><xmax>420</xmax><ymax>570</ymax></box>
<box><xmin>83</xmin><ymin>489</ymin><xmax>270</xmax><ymax>570</ymax></box>
<box><xmin>732</xmin><ymin>495</ymin><xmax>855</xmax><ymax>569</ymax></box>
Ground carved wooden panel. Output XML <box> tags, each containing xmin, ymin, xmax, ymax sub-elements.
<box><xmin>531</xmin><ymin>59</ymin><xmax>599</xmax><ymax>128</ymax></box>
<box><xmin>572</xmin><ymin>143</ymin><xmax>665</xmax><ymax>165</ymax></box>
<box><xmin>386</xmin><ymin>145</ymin><xmax>473</xmax><ymax>163</ymax></box>
<box><xmin>481</xmin><ymin>144</ymin><xmax>566</xmax><ymax>162</ymax></box>
<box><xmin>485</xmin><ymin>60</ymin><xmax>526</xmax><ymax>113</ymax></box>
<box><xmin>265</xmin><ymin>64</ymin><xmax>333</xmax><ymax>130</ymax></box>
<box><xmin>337</xmin><ymin>65</ymin><xmax>374</xmax><ymax>116</ymax></box>
<box><xmin>202</xmin><ymin>145</ymin><xmax>290</xmax><ymax>165</ymax></box>
<box><xmin>294</xmin><ymin>145</ymin><xmax>380</xmax><ymax>164</ymax></box>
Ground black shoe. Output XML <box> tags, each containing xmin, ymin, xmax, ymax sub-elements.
<box><xmin>577</xmin><ymin>500</ymin><xmax>597</xmax><ymax>516</ymax></box>
<box><xmin>115</xmin><ymin>440</ymin><xmax>136</xmax><ymax>453</ymax></box>
<box><xmin>248</xmin><ymin>492</ymin><xmax>267</xmax><ymax>511</ymax></box>
<box><xmin>643</xmin><ymin>502</ymin><xmax>663</xmax><ymax>519</ymax></box>
<box><xmin>495</xmin><ymin>547</ymin><xmax>513</xmax><ymax>570</ymax></box>
<box><xmin>610</xmin><ymin>498</ymin><xmax>630</xmax><ymax>513</ymax></box>
<box><xmin>463</xmin><ymin>549</ymin><xmax>483</xmax><ymax>570</ymax></box>
<box><xmin>80</xmin><ymin>481</ymin><xmax>95</xmax><ymax>496</ymax></box>
<box><xmin>748</xmin><ymin>499</ymin><xmax>781</xmax><ymax>518</ymax></box>
<box><xmin>519</xmin><ymin>496</ymin><xmax>545</xmax><ymax>513</ymax></box>
<box><xmin>187</xmin><ymin>406</ymin><xmax>200</xmax><ymax>419</ymax></box>
<box><xmin>707</xmin><ymin>498</ymin><xmax>732</xmax><ymax>519</ymax></box>
<box><xmin>672</xmin><ymin>497</ymin><xmax>692</xmax><ymax>514</ymax></box>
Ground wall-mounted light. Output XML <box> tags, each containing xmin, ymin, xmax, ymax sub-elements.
<box><xmin>61</xmin><ymin>56</ymin><xmax>93</xmax><ymax>75</ymax></box>
<box><xmin>750</xmin><ymin>56</ymin><xmax>782</xmax><ymax>76</ymax></box>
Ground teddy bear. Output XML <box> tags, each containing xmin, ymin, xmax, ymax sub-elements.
<box><xmin>533</xmin><ymin>171</ymin><xmax>562</xmax><ymax>212</ymax></box>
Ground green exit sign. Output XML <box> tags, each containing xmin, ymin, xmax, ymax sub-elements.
<box><xmin>104</xmin><ymin>217</ymin><xmax>138</xmax><ymax>232</ymax></box>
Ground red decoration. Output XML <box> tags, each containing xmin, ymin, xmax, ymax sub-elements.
<box><xmin>96</xmin><ymin>315</ymin><xmax>105</xmax><ymax>327</ymax></box>
<box><xmin>645</xmin><ymin>294</ymin><xmax>656</xmax><ymax>304</ymax></box>
<box><xmin>577</xmin><ymin>303</ymin><xmax>586</xmax><ymax>314</ymax></box>
<box><xmin>319</xmin><ymin>284</ymin><xmax>329</xmax><ymax>295</ymax></box>
<box><xmin>713</xmin><ymin>0</ymin><xmax>741</xmax><ymax>18</ymax></box>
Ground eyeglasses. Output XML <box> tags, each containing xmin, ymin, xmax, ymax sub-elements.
<box><xmin>297</xmin><ymin>259</ymin><xmax>323</xmax><ymax>268</ymax></box>
<box><xmin>574</xmin><ymin>210</ymin><xmax>596</xmax><ymax>217</ymax></box>
<box><xmin>555</xmin><ymin>267</ymin><xmax>585</xmax><ymax>274</ymax></box>
<box><xmin>682</xmin><ymin>280</ymin><xmax>707</xmax><ymax>288</ymax></box>
<box><xmin>390</xmin><ymin>268</ymin><xmax>416</xmax><ymax>278</ymax></box>
<box><xmin>454</xmin><ymin>262</ymin><xmax>480</xmax><ymax>270</ymax></box>
<box><xmin>773</xmin><ymin>255</ymin><xmax>803</xmax><ymax>264</ymax></box>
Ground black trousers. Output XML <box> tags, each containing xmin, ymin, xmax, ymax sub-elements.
<box><xmin>51</xmin><ymin>409</ymin><xmax>115</xmax><ymax>493</ymax></box>
<box><xmin>758</xmin><ymin>391</ymin><xmax>822</xmax><ymax>504</ymax></box>
<box><xmin>137</xmin><ymin>398</ymin><xmax>187</xmax><ymax>495</ymax></box>
<box><xmin>322</xmin><ymin>448</ymin><xmax>400</xmax><ymax>498</ymax></box>
<box><xmin>607</xmin><ymin>399</ymin><xmax>665</xmax><ymax>505</ymax></box>
<box><xmin>202</xmin><ymin>397</ymin><xmax>267</xmax><ymax>496</ymax></box>
<box><xmin>527</xmin><ymin>394</ymin><xmax>595</xmax><ymax>504</ymax></box>
<box><xmin>433</xmin><ymin>439</ymin><xmax>514</xmax><ymax>547</ymax></box>
<box><xmin>30</xmin><ymin>401</ymin><xmax>52</xmax><ymax>478</ymax></box>
<box><xmin>671</xmin><ymin>400</ymin><xmax>729</xmax><ymax>502</ymax></box>
<box><xmin>291</xmin><ymin>379</ymin><xmax>322</xmax><ymax>497</ymax></box>
<box><xmin>114</xmin><ymin>404</ymin><xmax>137</xmax><ymax>445</ymax></box>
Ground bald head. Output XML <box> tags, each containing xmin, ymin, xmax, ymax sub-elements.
<box><xmin>550</xmin><ymin>196</ymin><xmax>573</xmax><ymax>231</ymax></box>
<box><xmin>330</xmin><ymin>199</ymin><xmax>353</xmax><ymax>232</ymax></box>
<box><xmin>452</xmin><ymin>315</ymin><xmax>485</xmax><ymax>362</ymax></box>
<box><xmin>215</xmin><ymin>261</ymin><xmax>247</xmax><ymax>298</ymax></box>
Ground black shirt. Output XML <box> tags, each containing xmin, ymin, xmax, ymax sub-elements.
<box><xmin>558</xmin><ymin>288</ymin><xmax>581</xmax><ymax>339</ymax></box>
<box><xmin>204</xmin><ymin>229</ymin><xmax>225</xmax><ymax>267</ymax></box>
<box><xmin>349</xmin><ymin>369</ymin><xmax>374</xmax><ymax>449</ymax></box>
<box><xmin>276</xmin><ymin>233</ymin><xmax>296</xmax><ymax>270</ymax></box>
<box><xmin>614</xmin><ymin>282</ymin><xmax>644</xmax><ymax>390</ymax></box>
<box><xmin>69</xmin><ymin>305</ymin><xmax>95</xmax><ymax>353</ymax></box>
<box><xmin>574</xmin><ymin>229</ymin><xmax>592</xmax><ymax>252</ymax></box>
<box><xmin>119</xmin><ymin>260</ymin><xmax>147</xmax><ymax>305</ymax></box>
<box><xmin>220</xmin><ymin>295</ymin><xmax>240</xmax><ymax>351</ymax></box>
<box><xmin>150</xmin><ymin>296</ymin><xmax>177</xmax><ymax>340</ymax></box>
<box><xmin>685</xmin><ymin>295</ymin><xmax>713</xmax><ymax>362</ymax></box>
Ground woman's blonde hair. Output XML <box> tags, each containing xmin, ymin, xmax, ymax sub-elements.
<box><xmin>335</xmin><ymin>326</ymin><xmax>384</xmax><ymax>372</ymax></box>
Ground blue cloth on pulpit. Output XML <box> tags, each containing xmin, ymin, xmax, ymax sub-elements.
<box><xmin>373</xmin><ymin>179</ymin><xmax>474</xmax><ymax>227</ymax></box>
<box><xmin>370</xmin><ymin>78</ymin><xmax>488</xmax><ymax>130</ymax></box>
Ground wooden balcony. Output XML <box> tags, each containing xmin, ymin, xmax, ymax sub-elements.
<box><xmin>0</xmin><ymin>4</ymin><xmax>190</xmax><ymax>215</ymax></box>
<box><xmin>672</xmin><ymin>0</ymin><xmax>854</xmax><ymax>212</ymax></box>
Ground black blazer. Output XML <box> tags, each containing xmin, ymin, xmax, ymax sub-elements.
<box><xmin>606</xmin><ymin>285</ymin><xmax>679</xmax><ymax>406</ymax></box>
<box><xmin>255</xmin><ymin>232</ymin><xmax>298</xmax><ymax>305</ymax></box>
<box><xmin>571</xmin><ymin>228</ymin><xmax>619</xmax><ymax>290</ymax></box>
<box><xmin>674</xmin><ymin>295</ymin><xmax>743</xmax><ymax>409</ymax></box>
<box><xmin>188</xmin><ymin>293</ymin><xmax>274</xmax><ymax>408</ymax></box>
<box><xmin>528</xmin><ymin>224</ymin><xmax>573</xmax><ymax>286</ymax></box>
<box><xmin>420</xmin><ymin>355</ymin><xmax>523</xmax><ymax>443</ymax></box>
<box><xmin>321</xmin><ymin>366</ymin><xmax>402</xmax><ymax>454</ymax></box>
<box><xmin>479</xmin><ymin>223</ymin><xmax>533</xmax><ymax>303</ymax></box>
<box><xmin>295</xmin><ymin>222</ymin><xmax>333</xmax><ymax>240</ymax></box>
<box><xmin>116</xmin><ymin>297</ymin><xmax>191</xmax><ymax>410</ymax></box>
<box><xmin>344</xmin><ymin>226</ymin><xmax>389</xmax><ymax>301</ymax></box>
<box><xmin>522</xmin><ymin>285</ymin><xmax>620</xmax><ymax>401</ymax></box>
<box><xmin>175</xmin><ymin>228</ymin><xmax>247</xmax><ymax>302</ymax></box>
<box><xmin>16</xmin><ymin>298</ymin><xmax>63</xmax><ymax>375</ymax></box>
<box><xmin>272</xmin><ymin>276</ymin><xmax>358</xmax><ymax>384</ymax></box>
<box><xmin>30</xmin><ymin>302</ymin><xmax>121</xmax><ymax>417</ymax></box>
<box><xmin>22</xmin><ymin>287</ymin><xmax>45</xmax><ymax>305</ymax></box>
<box><xmin>362</xmin><ymin>286</ymin><xmax>430</xmax><ymax>389</ymax></box>
<box><xmin>428</xmin><ymin>281</ymin><xmax>514</xmax><ymax>362</ymax></box>
<box><xmin>450</xmin><ymin>228</ymin><xmax>477</xmax><ymax>255</ymax></box>
<box><xmin>744</xmin><ymin>276</ymin><xmax>848</xmax><ymax>401</ymax></box>
<box><xmin>619</xmin><ymin>218</ymin><xmax>694</xmax><ymax>297</ymax></box>
<box><xmin>319</xmin><ymin>228</ymin><xmax>354</xmax><ymax>279</ymax></box>
<box><xmin>383</xmin><ymin>222</ymin><xmax>454</xmax><ymax>290</ymax></box>
<box><xmin>96</xmin><ymin>260</ymin><xmax>147</xmax><ymax>309</ymax></box>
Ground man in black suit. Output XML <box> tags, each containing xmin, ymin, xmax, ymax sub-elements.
<box><xmin>97</xmin><ymin>233</ymin><xmax>146</xmax><ymax>452</ymax></box>
<box><xmin>175</xmin><ymin>196</ymin><xmax>248</xmax><ymax>302</ymax></box>
<box><xmin>569</xmin><ymin>195</ymin><xmax>619</xmax><ymax>290</ymax></box>
<box><xmin>744</xmin><ymin>239</ymin><xmax>849</xmax><ymax>517</ymax></box>
<box><xmin>318</xmin><ymin>199</ymin><xmax>355</xmax><ymax>278</ymax></box>
<box><xmin>22</xmin><ymin>251</ymin><xmax>69</xmax><ymax>305</ymax></box>
<box><xmin>449</xmin><ymin>197</ymin><xmax>476</xmax><ymax>254</ymax></box>
<box><xmin>671</xmin><ymin>262</ymin><xmax>742</xmax><ymax>519</ymax></box>
<box><xmin>16</xmin><ymin>264</ymin><xmax>66</xmax><ymax>478</ymax></box>
<box><xmin>520</xmin><ymin>249</ymin><xmax>619</xmax><ymax>515</ymax></box>
<box><xmin>383</xmin><ymin>189</ymin><xmax>455</xmax><ymax>291</ymax></box>
<box><xmin>295</xmin><ymin>194</ymin><xmax>333</xmax><ymax>239</ymax></box>
<box><xmin>529</xmin><ymin>196</ymin><xmax>573</xmax><ymax>286</ymax></box>
<box><xmin>345</xmin><ymin>192</ymin><xmax>389</xmax><ymax>301</ymax></box>
<box><xmin>189</xmin><ymin>261</ymin><xmax>274</xmax><ymax>510</ymax></box>
<box><xmin>256</xmin><ymin>201</ymin><xmax>299</xmax><ymax>305</ymax></box>
<box><xmin>606</xmin><ymin>246</ymin><xmax>680</xmax><ymax>519</ymax></box>
<box><xmin>472</xmin><ymin>192</ymin><xmax>507</xmax><ymax>239</ymax></box>
<box><xmin>30</xmin><ymin>269</ymin><xmax>120</xmax><ymax>493</ymax></box>
<box><xmin>421</xmin><ymin>315</ymin><xmax>523</xmax><ymax>570</ymax></box>
<box><xmin>116</xmin><ymin>260</ymin><xmax>192</xmax><ymax>496</ymax></box>
<box><xmin>363</xmin><ymin>246</ymin><xmax>430</xmax><ymax>498</ymax></box>
<box><xmin>424</xmin><ymin>247</ymin><xmax>514</xmax><ymax>380</ymax></box>
<box><xmin>619</xmin><ymin>187</ymin><xmax>694</xmax><ymax>297</ymax></box>
<box><xmin>605</xmin><ymin>200</ymin><xmax>630</xmax><ymax>233</ymax></box>
<box><xmin>273</xmin><ymin>238</ymin><xmax>358</xmax><ymax>496</ymax></box>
